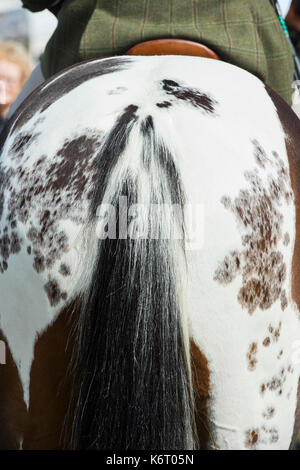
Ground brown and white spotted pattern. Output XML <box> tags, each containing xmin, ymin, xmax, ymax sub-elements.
<box><xmin>0</xmin><ymin>127</ymin><xmax>102</xmax><ymax>416</ymax></box>
<box><xmin>214</xmin><ymin>140</ymin><xmax>291</xmax><ymax>315</ymax></box>
<box><xmin>0</xmin><ymin>55</ymin><xmax>299</xmax><ymax>449</ymax></box>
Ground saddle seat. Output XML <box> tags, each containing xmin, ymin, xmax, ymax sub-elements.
<box><xmin>126</xmin><ymin>38</ymin><xmax>219</xmax><ymax>59</ymax></box>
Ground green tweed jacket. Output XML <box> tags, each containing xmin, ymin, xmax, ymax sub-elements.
<box><xmin>22</xmin><ymin>0</ymin><xmax>294</xmax><ymax>103</ymax></box>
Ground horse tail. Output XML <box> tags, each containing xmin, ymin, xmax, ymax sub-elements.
<box><xmin>71</xmin><ymin>105</ymin><xmax>196</xmax><ymax>449</ymax></box>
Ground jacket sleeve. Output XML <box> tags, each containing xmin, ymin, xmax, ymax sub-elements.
<box><xmin>21</xmin><ymin>1</ymin><xmax>62</xmax><ymax>13</ymax></box>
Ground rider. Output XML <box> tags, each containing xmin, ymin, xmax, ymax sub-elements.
<box><xmin>9</xmin><ymin>0</ymin><xmax>297</xmax><ymax>115</ymax></box>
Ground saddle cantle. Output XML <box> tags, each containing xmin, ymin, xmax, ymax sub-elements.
<box><xmin>126</xmin><ymin>38</ymin><xmax>219</xmax><ymax>59</ymax></box>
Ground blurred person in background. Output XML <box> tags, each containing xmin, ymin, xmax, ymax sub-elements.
<box><xmin>7</xmin><ymin>0</ymin><xmax>297</xmax><ymax>118</ymax></box>
<box><xmin>286</xmin><ymin>0</ymin><xmax>300</xmax><ymax>54</ymax></box>
<box><xmin>286</xmin><ymin>0</ymin><xmax>300</xmax><ymax>31</ymax></box>
<box><xmin>0</xmin><ymin>41</ymin><xmax>31</xmax><ymax>130</ymax></box>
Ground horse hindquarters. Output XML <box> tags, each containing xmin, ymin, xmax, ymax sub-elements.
<box><xmin>1</xmin><ymin>55</ymin><xmax>300</xmax><ymax>450</ymax></box>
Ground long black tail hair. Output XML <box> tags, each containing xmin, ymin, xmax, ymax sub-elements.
<box><xmin>70</xmin><ymin>104</ymin><xmax>197</xmax><ymax>449</ymax></box>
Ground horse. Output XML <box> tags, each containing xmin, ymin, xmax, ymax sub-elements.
<box><xmin>0</xmin><ymin>53</ymin><xmax>299</xmax><ymax>450</ymax></box>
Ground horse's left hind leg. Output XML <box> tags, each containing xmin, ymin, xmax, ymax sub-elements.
<box><xmin>290</xmin><ymin>380</ymin><xmax>300</xmax><ymax>449</ymax></box>
<box><xmin>22</xmin><ymin>301</ymin><xmax>77</xmax><ymax>449</ymax></box>
<box><xmin>0</xmin><ymin>329</ymin><xmax>27</xmax><ymax>449</ymax></box>
<box><xmin>0</xmin><ymin>300</ymin><xmax>78</xmax><ymax>449</ymax></box>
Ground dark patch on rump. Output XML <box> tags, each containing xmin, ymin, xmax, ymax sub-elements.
<box><xmin>46</xmin><ymin>133</ymin><xmax>100</xmax><ymax>200</ymax></box>
<box><xmin>277</xmin><ymin>350</ymin><xmax>283</xmax><ymax>360</ymax></box>
<box><xmin>262</xmin><ymin>321</ymin><xmax>282</xmax><ymax>347</ymax></box>
<box><xmin>161</xmin><ymin>79</ymin><xmax>217</xmax><ymax>114</ymax></box>
<box><xmin>252</xmin><ymin>139</ymin><xmax>269</xmax><ymax>168</ymax></box>
<box><xmin>10</xmin><ymin>232</ymin><xmax>21</xmax><ymax>254</ymax></box>
<box><xmin>0</xmin><ymin>230</ymin><xmax>22</xmax><ymax>262</ymax></box>
<box><xmin>156</xmin><ymin>101</ymin><xmax>172</xmax><ymax>108</ymax></box>
<box><xmin>247</xmin><ymin>342</ymin><xmax>258</xmax><ymax>371</ymax></box>
<box><xmin>44</xmin><ymin>277</ymin><xmax>67</xmax><ymax>307</ymax></box>
<box><xmin>245</xmin><ymin>423</ymin><xmax>279</xmax><ymax>447</ymax></box>
<box><xmin>10</xmin><ymin>132</ymin><xmax>40</xmax><ymax>161</ymax></box>
<box><xmin>268</xmin><ymin>322</ymin><xmax>282</xmax><ymax>342</ymax></box>
<box><xmin>263</xmin><ymin>407</ymin><xmax>275</xmax><ymax>419</ymax></box>
<box><xmin>260</xmin><ymin>366</ymin><xmax>288</xmax><ymax>397</ymax></box>
<box><xmin>33</xmin><ymin>252</ymin><xmax>45</xmax><ymax>273</ymax></box>
<box><xmin>121</xmin><ymin>104</ymin><xmax>139</xmax><ymax>123</ymax></box>
<box><xmin>59</xmin><ymin>263</ymin><xmax>71</xmax><ymax>277</ymax></box>
<box><xmin>245</xmin><ymin>429</ymin><xmax>260</xmax><ymax>448</ymax></box>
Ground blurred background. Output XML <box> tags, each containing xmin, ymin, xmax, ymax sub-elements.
<box><xmin>0</xmin><ymin>0</ymin><xmax>57</xmax><ymax>66</ymax></box>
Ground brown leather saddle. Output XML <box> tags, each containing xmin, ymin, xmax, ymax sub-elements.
<box><xmin>126</xmin><ymin>38</ymin><xmax>219</xmax><ymax>60</ymax></box>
